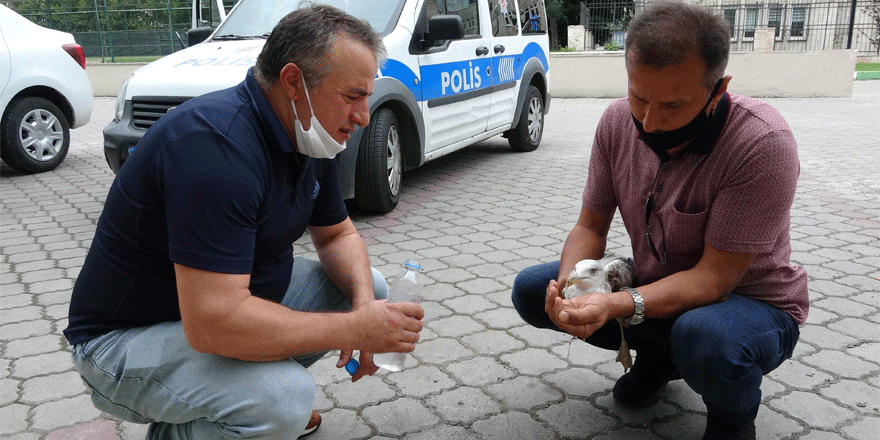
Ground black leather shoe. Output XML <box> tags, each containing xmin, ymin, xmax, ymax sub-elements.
<box><xmin>612</xmin><ymin>350</ymin><xmax>680</xmax><ymax>408</ymax></box>
<box><xmin>702</xmin><ymin>418</ymin><xmax>756</xmax><ymax>440</ymax></box>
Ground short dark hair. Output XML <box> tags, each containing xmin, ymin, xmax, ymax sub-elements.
<box><xmin>254</xmin><ymin>4</ymin><xmax>386</xmax><ymax>88</ymax></box>
<box><xmin>625</xmin><ymin>1</ymin><xmax>729</xmax><ymax>89</ymax></box>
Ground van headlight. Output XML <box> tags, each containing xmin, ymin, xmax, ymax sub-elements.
<box><xmin>115</xmin><ymin>73</ymin><xmax>133</xmax><ymax>121</ymax></box>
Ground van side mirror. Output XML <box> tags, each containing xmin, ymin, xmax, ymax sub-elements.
<box><xmin>420</xmin><ymin>15</ymin><xmax>465</xmax><ymax>48</ymax></box>
<box><xmin>187</xmin><ymin>27</ymin><xmax>213</xmax><ymax>47</ymax></box>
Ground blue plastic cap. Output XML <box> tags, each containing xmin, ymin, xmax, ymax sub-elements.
<box><xmin>345</xmin><ymin>359</ymin><xmax>359</xmax><ymax>375</ymax></box>
<box><xmin>404</xmin><ymin>261</ymin><xmax>421</xmax><ymax>270</ymax></box>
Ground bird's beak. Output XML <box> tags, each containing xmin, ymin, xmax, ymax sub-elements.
<box><xmin>565</xmin><ymin>277</ymin><xmax>582</xmax><ymax>288</ymax></box>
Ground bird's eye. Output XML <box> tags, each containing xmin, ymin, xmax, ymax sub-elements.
<box><xmin>590</xmin><ymin>267</ymin><xmax>598</xmax><ymax>275</ymax></box>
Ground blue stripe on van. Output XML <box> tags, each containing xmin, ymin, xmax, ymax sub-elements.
<box><xmin>378</xmin><ymin>43</ymin><xmax>548</xmax><ymax>103</ymax></box>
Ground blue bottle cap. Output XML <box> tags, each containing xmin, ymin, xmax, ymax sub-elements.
<box><xmin>345</xmin><ymin>359</ymin><xmax>359</xmax><ymax>375</ymax></box>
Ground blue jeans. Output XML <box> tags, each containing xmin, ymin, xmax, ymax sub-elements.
<box><xmin>71</xmin><ymin>257</ymin><xmax>388</xmax><ymax>440</ymax></box>
<box><xmin>511</xmin><ymin>260</ymin><xmax>799</xmax><ymax>425</ymax></box>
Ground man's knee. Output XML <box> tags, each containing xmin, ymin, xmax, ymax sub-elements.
<box><xmin>669</xmin><ymin>308</ymin><xmax>763</xmax><ymax>400</ymax></box>
<box><xmin>233</xmin><ymin>364</ymin><xmax>316</xmax><ymax>439</ymax></box>
<box><xmin>670</xmin><ymin>309</ymin><xmax>732</xmax><ymax>366</ymax></box>
<box><xmin>512</xmin><ymin>270</ymin><xmax>543</xmax><ymax>322</ymax></box>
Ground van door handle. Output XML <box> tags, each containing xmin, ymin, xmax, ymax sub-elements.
<box><xmin>476</xmin><ymin>46</ymin><xmax>489</xmax><ymax>56</ymax></box>
<box><xmin>494</xmin><ymin>44</ymin><xmax>505</xmax><ymax>54</ymax></box>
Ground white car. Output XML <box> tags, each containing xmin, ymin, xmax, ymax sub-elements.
<box><xmin>0</xmin><ymin>4</ymin><xmax>93</xmax><ymax>173</ymax></box>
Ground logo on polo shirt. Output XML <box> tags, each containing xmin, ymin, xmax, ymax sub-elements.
<box><xmin>311</xmin><ymin>181</ymin><xmax>320</xmax><ymax>200</ymax></box>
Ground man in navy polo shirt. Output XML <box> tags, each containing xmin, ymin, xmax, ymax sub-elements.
<box><xmin>64</xmin><ymin>6</ymin><xmax>424</xmax><ymax>439</ymax></box>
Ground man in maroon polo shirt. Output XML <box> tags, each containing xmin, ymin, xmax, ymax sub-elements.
<box><xmin>511</xmin><ymin>2</ymin><xmax>808</xmax><ymax>439</ymax></box>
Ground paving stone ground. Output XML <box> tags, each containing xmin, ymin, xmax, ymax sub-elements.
<box><xmin>1</xmin><ymin>81</ymin><xmax>878</xmax><ymax>439</ymax></box>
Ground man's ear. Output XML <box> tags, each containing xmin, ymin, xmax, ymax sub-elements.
<box><xmin>711</xmin><ymin>75</ymin><xmax>733</xmax><ymax>109</ymax></box>
<box><xmin>278</xmin><ymin>63</ymin><xmax>304</xmax><ymax>102</ymax></box>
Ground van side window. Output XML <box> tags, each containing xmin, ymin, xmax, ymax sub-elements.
<box><xmin>428</xmin><ymin>0</ymin><xmax>481</xmax><ymax>37</ymax></box>
<box><xmin>426</xmin><ymin>0</ymin><xmax>446</xmax><ymax>17</ymax></box>
<box><xmin>519</xmin><ymin>0</ymin><xmax>547</xmax><ymax>34</ymax></box>
<box><xmin>491</xmin><ymin>0</ymin><xmax>518</xmax><ymax>37</ymax></box>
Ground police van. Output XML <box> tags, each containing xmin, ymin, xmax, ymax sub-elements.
<box><xmin>104</xmin><ymin>0</ymin><xmax>550</xmax><ymax>213</ymax></box>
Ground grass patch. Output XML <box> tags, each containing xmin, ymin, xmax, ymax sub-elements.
<box><xmin>856</xmin><ymin>62</ymin><xmax>879</xmax><ymax>71</ymax></box>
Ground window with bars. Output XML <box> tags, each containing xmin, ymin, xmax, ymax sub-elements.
<box><xmin>768</xmin><ymin>4</ymin><xmax>783</xmax><ymax>39</ymax></box>
<box><xmin>723</xmin><ymin>8</ymin><xmax>737</xmax><ymax>41</ymax></box>
<box><xmin>790</xmin><ymin>5</ymin><xmax>807</xmax><ymax>38</ymax></box>
<box><xmin>743</xmin><ymin>6</ymin><xmax>760</xmax><ymax>40</ymax></box>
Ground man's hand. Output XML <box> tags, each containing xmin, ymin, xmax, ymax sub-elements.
<box><xmin>545</xmin><ymin>280</ymin><xmax>612</xmax><ymax>339</ymax></box>
<box><xmin>334</xmin><ymin>299</ymin><xmax>424</xmax><ymax>382</ymax></box>
<box><xmin>336</xmin><ymin>350</ymin><xmax>378</xmax><ymax>382</ymax></box>
<box><xmin>351</xmin><ymin>300</ymin><xmax>424</xmax><ymax>355</ymax></box>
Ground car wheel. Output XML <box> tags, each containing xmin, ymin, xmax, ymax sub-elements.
<box><xmin>1</xmin><ymin>97</ymin><xmax>70</xmax><ymax>173</ymax></box>
<box><xmin>355</xmin><ymin>107</ymin><xmax>401</xmax><ymax>214</ymax></box>
<box><xmin>507</xmin><ymin>85</ymin><xmax>544</xmax><ymax>152</ymax></box>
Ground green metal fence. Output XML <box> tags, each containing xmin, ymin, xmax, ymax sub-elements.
<box><xmin>3</xmin><ymin>0</ymin><xmax>877</xmax><ymax>58</ymax></box>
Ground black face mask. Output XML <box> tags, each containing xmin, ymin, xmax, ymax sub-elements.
<box><xmin>632</xmin><ymin>78</ymin><xmax>725</xmax><ymax>154</ymax></box>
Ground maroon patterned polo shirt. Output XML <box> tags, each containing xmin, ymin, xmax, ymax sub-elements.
<box><xmin>583</xmin><ymin>93</ymin><xmax>809</xmax><ymax>324</ymax></box>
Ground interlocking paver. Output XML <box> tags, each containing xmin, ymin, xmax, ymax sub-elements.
<box><xmin>425</xmin><ymin>387</ymin><xmax>502</xmax><ymax>423</ymax></box>
<box><xmin>2</xmin><ymin>82</ymin><xmax>878</xmax><ymax>439</ymax></box>
<box><xmin>486</xmin><ymin>376</ymin><xmax>563</xmax><ymax>410</ymax></box>
<box><xmin>386</xmin><ymin>365</ymin><xmax>457</xmax><ymax>397</ymax></box>
<box><xmin>770</xmin><ymin>392</ymin><xmax>859</xmax><ymax>430</ymax></box>
<box><xmin>20</xmin><ymin>372</ymin><xmax>85</xmax><ymax>405</ymax></box>
<box><xmin>361</xmin><ymin>397</ymin><xmax>439</xmax><ymax>436</ymax></box>
<box><xmin>4</xmin><ymin>334</ymin><xmax>62</xmax><ymax>358</ymax></box>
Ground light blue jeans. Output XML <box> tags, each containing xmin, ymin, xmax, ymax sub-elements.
<box><xmin>71</xmin><ymin>257</ymin><xmax>388</xmax><ymax>440</ymax></box>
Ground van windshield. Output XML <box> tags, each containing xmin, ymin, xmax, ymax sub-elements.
<box><xmin>213</xmin><ymin>0</ymin><xmax>406</xmax><ymax>38</ymax></box>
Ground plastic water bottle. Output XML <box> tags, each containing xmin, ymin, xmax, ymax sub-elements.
<box><xmin>374</xmin><ymin>260</ymin><xmax>423</xmax><ymax>372</ymax></box>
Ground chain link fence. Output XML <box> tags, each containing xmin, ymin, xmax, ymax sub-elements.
<box><xmin>1</xmin><ymin>0</ymin><xmax>235</xmax><ymax>61</ymax></box>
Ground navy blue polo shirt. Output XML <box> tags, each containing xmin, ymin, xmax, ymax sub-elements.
<box><xmin>64</xmin><ymin>69</ymin><xmax>348</xmax><ymax>346</ymax></box>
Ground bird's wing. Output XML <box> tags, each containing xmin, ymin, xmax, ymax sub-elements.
<box><xmin>603</xmin><ymin>258</ymin><xmax>636</xmax><ymax>291</ymax></box>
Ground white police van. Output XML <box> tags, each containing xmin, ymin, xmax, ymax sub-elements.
<box><xmin>104</xmin><ymin>0</ymin><xmax>550</xmax><ymax>213</ymax></box>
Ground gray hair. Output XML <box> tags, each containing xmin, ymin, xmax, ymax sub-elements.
<box><xmin>254</xmin><ymin>3</ymin><xmax>387</xmax><ymax>88</ymax></box>
<box><xmin>625</xmin><ymin>1</ymin><xmax>729</xmax><ymax>90</ymax></box>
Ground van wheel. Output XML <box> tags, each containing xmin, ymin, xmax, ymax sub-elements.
<box><xmin>355</xmin><ymin>107</ymin><xmax>401</xmax><ymax>214</ymax></box>
<box><xmin>507</xmin><ymin>85</ymin><xmax>543</xmax><ymax>152</ymax></box>
<box><xmin>1</xmin><ymin>97</ymin><xmax>70</xmax><ymax>173</ymax></box>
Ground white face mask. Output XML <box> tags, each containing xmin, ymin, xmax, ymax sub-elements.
<box><xmin>290</xmin><ymin>76</ymin><xmax>346</xmax><ymax>159</ymax></box>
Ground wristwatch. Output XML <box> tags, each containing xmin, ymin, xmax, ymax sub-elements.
<box><xmin>622</xmin><ymin>287</ymin><xmax>645</xmax><ymax>326</ymax></box>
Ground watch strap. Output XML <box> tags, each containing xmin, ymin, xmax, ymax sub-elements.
<box><xmin>622</xmin><ymin>287</ymin><xmax>645</xmax><ymax>326</ymax></box>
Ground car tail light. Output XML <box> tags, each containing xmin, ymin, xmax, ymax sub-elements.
<box><xmin>62</xmin><ymin>43</ymin><xmax>87</xmax><ymax>69</ymax></box>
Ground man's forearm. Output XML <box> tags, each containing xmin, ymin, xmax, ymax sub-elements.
<box><xmin>316</xmin><ymin>232</ymin><xmax>375</xmax><ymax>307</ymax></box>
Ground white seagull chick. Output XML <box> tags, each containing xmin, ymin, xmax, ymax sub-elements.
<box><xmin>562</xmin><ymin>255</ymin><xmax>637</xmax><ymax>371</ymax></box>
